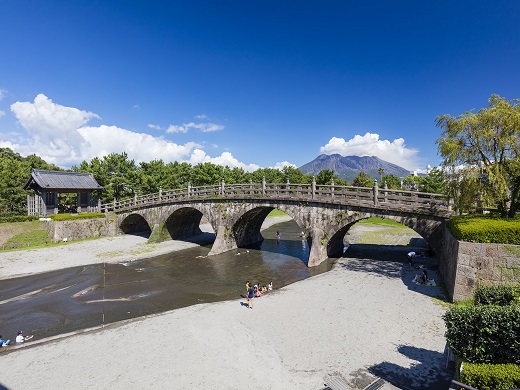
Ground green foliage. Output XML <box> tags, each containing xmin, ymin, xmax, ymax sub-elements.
<box><xmin>381</xmin><ymin>174</ymin><xmax>401</xmax><ymax>189</ymax></box>
<box><xmin>474</xmin><ymin>285</ymin><xmax>518</xmax><ymax>306</ymax></box>
<box><xmin>267</xmin><ymin>209</ymin><xmax>288</xmax><ymax>217</ymax></box>
<box><xmin>353</xmin><ymin>171</ymin><xmax>373</xmax><ymax>187</ymax></box>
<box><xmin>358</xmin><ymin>217</ymin><xmax>403</xmax><ymax>227</ymax></box>
<box><xmin>49</xmin><ymin>212</ymin><xmax>106</xmax><ymax>221</ymax></box>
<box><xmin>315</xmin><ymin>169</ymin><xmax>335</xmax><ymax>185</ymax></box>
<box><xmin>443</xmin><ymin>304</ymin><xmax>520</xmax><ymax>363</ymax></box>
<box><xmin>0</xmin><ymin>215</ymin><xmax>39</xmax><ymax>223</ymax></box>
<box><xmin>0</xmin><ymin>147</ymin><xmax>61</xmax><ymax>214</ymax></box>
<box><xmin>421</xmin><ymin>167</ymin><xmax>447</xmax><ymax>194</ymax></box>
<box><xmin>449</xmin><ymin>214</ymin><xmax>520</xmax><ymax>244</ymax></box>
<box><xmin>436</xmin><ymin>94</ymin><xmax>520</xmax><ymax>217</ymax></box>
<box><xmin>460</xmin><ymin>362</ymin><xmax>520</xmax><ymax>390</ymax></box>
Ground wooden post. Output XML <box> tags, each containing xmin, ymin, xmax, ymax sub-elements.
<box><xmin>286</xmin><ymin>179</ymin><xmax>290</xmax><ymax>197</ymax></box>
<box><xmin>383</xmin><ymin>181</ymin><xmax>388</xmax><ymax>203</ymax></box>
<box><xmin>312</xmin><ymin>176</ymin><xmax>316</xmax><ymax>200</ymax></box>
<box><xmin>187</xmin><ymin>182</ymin><xmax>191</xmax><ymax>199</ymax></box>
<box><xmin>331</xmin><ymin>179</ymin><xmax>334</xmax><ymax>200</ymax></box>
<box><xmin>373</xmin><ymin>180</ymin><xmax>378</xmax><ymax>205</ymax></box>
<box><xmin>221</xmin><ymin>178</ymin><xmax>225</xmax><ymax>196</ymax></box>
<box><xmin>262</xmin><ymin>177</ymin><xmax>266</xmax><ymax>196</ymax></box>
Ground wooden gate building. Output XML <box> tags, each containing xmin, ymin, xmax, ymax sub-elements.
<box><xmin>24</xmin><ymin>169</ymin><xmax>103</xmax><ymax>216</ymax></box>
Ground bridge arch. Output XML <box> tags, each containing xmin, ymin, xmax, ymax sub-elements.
<box><xmin>321</xmin><ymin>210</ymin><xmax>446</xmax><ymax>265</ymax></box>
<box><xmin>163</xmin><ymin>206</ymin><xmax>204</xmax><ymax>240</ymax></box>
<box><xmin>119</xmin><ymin>213</ymin><xmax>152</xmax><ymax>237</ymax></box>
<box><xmin>229</xmin><ymin>205</ymin><xmax>304</xmax><ymax>249</ymax></box>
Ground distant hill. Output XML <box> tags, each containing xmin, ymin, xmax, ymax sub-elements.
<box><xmin>299</xmin><ymin>154</ymin><xmax>411</xmax><ymax>183</ymax></box>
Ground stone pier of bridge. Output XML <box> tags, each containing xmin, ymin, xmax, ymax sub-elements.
<box><xmin>117</xmin><ymin>199</ymin><xmax>447</xmax><ymax>267</ymax></box>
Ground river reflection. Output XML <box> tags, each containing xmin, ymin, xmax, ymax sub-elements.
<box><xmin>0</xmin><ymin>220</ymin><xmax>335</xmax><ymax>341</ymax></box>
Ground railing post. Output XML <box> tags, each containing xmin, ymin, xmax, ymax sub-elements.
<box><xmin>250</xmin><ymin>179</ymin><xmax>253</xmax><ymax>195</ymax></box>
<box><xmin>113</xmin><ymin>198</ymin><xmax>116</xmax><ymax>211</ymax></box>
<box><xmin>383</xmin><ymin>181</ymin><xmax>388</xmax><ymax>203</ymax></box>
<box><xmin>134</xmin><ymin>192</ymin><xmax>137</xmax><ymax>206</ymax></box>
<box><xmin>286</xmin><ymin>179</ymin><xmax>290</xmax><ymax>197</ymax></box>
<box><xmin>373</xmin><ymin>179</ymin><xmax>378</xmax><ymax>205</ymax></box>
<box><xmin>159</xmin><ymin>187</ymin><xmax>162</xmax><ymax>201</ymax></box>
<box><xmin>221</xmin><ymin>178</ymin><xmax>225</xmax><ymax>197</ymax></box>
<box><xmin>262</xmin><ymin>176</ymin><xmax>266</xmax><ymax>196</ymax></box>
<box><xmin>331</xmin><ymin>179</ymin><xmax>334</xmax><ymax>200</ymax></box>
<box><xmin>312</xmin><ymin>176</ymin><xmax>316</xmax><ymax>200</ymax></box>
<box><xmin>187</xmin><ymin>182</ymin><xmax>191</xmax><ymax>199</ymax></box>
<box><xmin>98</xmin><ymin>199</ymin><xmax>102</xmax><ymax>213</ymax></box>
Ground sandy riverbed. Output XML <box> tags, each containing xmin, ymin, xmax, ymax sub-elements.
<box><xmin>0</xmin><ymin>220</ymin><xmax>451</xmax><ymax>390</ymax></box>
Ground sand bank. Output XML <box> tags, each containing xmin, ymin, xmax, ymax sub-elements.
<box><xmin>0</xmin><ymin>218</ymin><xmax>451</xmax><ymax>389</ymax></box>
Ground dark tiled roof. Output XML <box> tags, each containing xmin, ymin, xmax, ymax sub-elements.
<box><xmin>24</xmin><ymin>169</ymin><xmax>103</xmax><ymax>191</ymax></box>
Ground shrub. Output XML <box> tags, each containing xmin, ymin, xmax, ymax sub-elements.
<box><xmin>443</xmin><ymin>305</ymin><xmax>520</xmax><ymax>363</ymax></box>
<box><xmin>49</xmin><ymin>212</ymin><xmax>105</xmax><ymax>221</ymax></box>
<box><xmin>474</xmin><ymin>285</ymin><xmax>517</xmax><ymax>306</ymax></box>
<box><xmin>461</xmin><ymin>362</ymin><xmax>520</xmax><ymax>390</ymax></box>
<box><xmin>449</xmin><ymin>215</ymin><xmax>520</xmax><ymax>244</ymax></box>
<box><xmin>0</xmin><ymin>215</ymin><xmax>39</xmax><ymax>223</ymax></box>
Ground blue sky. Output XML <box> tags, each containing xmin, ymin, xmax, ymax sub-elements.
<box><xmin>0</xmin><ymin>1</ymin><xmax>519</xmax><ymax>173</ymax></box>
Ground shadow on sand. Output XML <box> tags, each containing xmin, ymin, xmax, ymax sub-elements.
<box><xmin>368</xmin><ymin>344</ymin><xmax>453</xmax><ymax>390</ymax></box>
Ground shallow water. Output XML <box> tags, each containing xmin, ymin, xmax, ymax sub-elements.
<box><xmin>0</xmin><ymin>220</ymin><xmax>334</xmax><ymax>341</ymax></box>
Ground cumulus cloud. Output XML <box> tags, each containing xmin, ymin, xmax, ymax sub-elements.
<box><xmin>166</xmin><ymin>122</ymin><xmax>224</xmax><ymax>133</ymax></box>
<box><xmin>319</xmin><ymin>132</ymin><xmax>419</xmax><ymax>170</ymax></box>
<box><xmin>0</xmin><ymin>110</ymin><xmax>5</xmax><ymax>118</ymax></box>
<box><xmin>2</xmin><ymin>94</ymin><xmax>254</xmax><ymax>170</ymax></box>
<box><xmin>3</xmin><ymin>94</ymin><xmax>199</xmax><ymax>166</ymax></box>
<box><xmin>188</xmin><ymin>149</ymin><xmax>261</xmax><ymax>172</ymax></box>
<box><xmin>272</xmin><ymin>161</ymin><xmax>297</xmax><ymax>170</ymax></box>
<box><xmin>147</xmin><ymin>124</ymin><xmax>162</xmax><ymax>130</ymax></box>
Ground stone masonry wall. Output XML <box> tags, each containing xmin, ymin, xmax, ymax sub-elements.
<box><xmin>439</xmin><ymin>225</ymin><xmax>520</xmax><ymax>301</ymax></box>
<box><xmin>42</xmin><ymin>217</ymin><xmax>118</xmax><ymax>243</ymax></box>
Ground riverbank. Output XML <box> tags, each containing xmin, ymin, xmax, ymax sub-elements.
<box><xmin>0</xmin><ymin>216</ymin><xmax>291</xmax><ymax>279</ymax></box>
<box><xmin>0</xmin><ymin>223</ymin><xmax>450</xmax><ymax>390</ymax></box>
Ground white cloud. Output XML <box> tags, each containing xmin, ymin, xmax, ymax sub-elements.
<box><xmin>11</xmin><ymin>93</ymin><xmax>100</xmax><ymax>137</ymax></box>
<box><xmin>166</xmin><ymin>122</ymin><xmax>224</xmax><ymax>134</ymax></box>
<box><xmin>147</xmin><ymin>124</ymin><xmax>162</xmax><ymax>130</ymax></box>
<box><xmin>78</xmin><ymin>125</ymin><xmax>200</xmax><ymax>163</ymax></box>
<box><xmin>319</xmin><ymin>132</ymin><xmax>419</xmax><ymax>170</ymax></box>
<box><xmin>0</xmin><ymin>110</ymin><xmax>5</xmax><ymax>118</ymax></box>
<box><xmin>0</xmin><ymin>89</ymin><xmax>6</xmax><ymax>101</ymax></box>
<box><xmin>272</xmin><ymin>161</ymin><xmax>297</xmax><ymax>170</ymax></box>
<box><xmin>132</xmin><ymin>104</ymin><xmax>140</xmax><ymax>110</ymax></box>
<box><xmin>188</xmin><ymin>149</ymin><xmax>260</xmax><ymax>172</ymax></box>
<box><xmin>2</xmin><ymin>94</ymin><xmax>254</xmax><ymax>171</ymax></box>
<box><xmin>195</xmin><ymin>114</ymin><xmax>207</xmax><ymax>119</ymax></box>
<box><xmin>3</xmin><ymin>94</ymin><xmax>201</xmax><ymax>166</ymax></box>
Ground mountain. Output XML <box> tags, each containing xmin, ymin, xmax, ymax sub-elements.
<box><xmin>299</xmin><ymin>154</ymin><xmax>411</xmax><ymax>183</ymax></box>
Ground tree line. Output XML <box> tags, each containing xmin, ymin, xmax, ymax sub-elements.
<box><xmin>8</xmin><ymin>92</ymin><xmax>517</xmax><ymax>217</ymax></box>
<box><xmin>0</xmin><ymin>146</ymin><xmax>446</xmax><ymax>216</ymax></box>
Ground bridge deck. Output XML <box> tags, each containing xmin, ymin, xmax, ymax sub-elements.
<box><xmin>100</xmin><ymin>182</ymin><xmax>451</xmax><ymax>218</ymax></box>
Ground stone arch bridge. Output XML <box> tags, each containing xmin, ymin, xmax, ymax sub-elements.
<box><xmin>101</xmin><ymin>180</ymin><xmax>452</xmax><ymax>267</ymax></box>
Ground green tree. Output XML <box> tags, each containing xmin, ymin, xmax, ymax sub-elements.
<box><xmin>378</xmin><ymin>167</ymin><xmax>384</xmax><ymax>183</ymax></box>
<box><xmin>421</xmin><ymin>167</ymin><xmax>447</xmax><ymax>194</ymax></box>
<box><xmin>436</xmin><ymin>94</ymin><xmax>520</xmax><ymax>217</ymax></box>
<box><xmin>353</xmin><ymin>171</ymin><xmax>373</xmax><ymax>187</ymax></box>
<box><xmin>315</xmin><ymin>169</ymin><xmax>335</xmax><ymax>185</ymax></box>
<box><xmin>382</xmin><ymin>174</ymin><xmax>401</xmax><ymax>189</ymax></box>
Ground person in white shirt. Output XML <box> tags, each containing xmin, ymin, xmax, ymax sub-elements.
<box><xmin>15</xmin><ymin>331</ymin><xmax>33</xmax><ymax>343</ymax></box>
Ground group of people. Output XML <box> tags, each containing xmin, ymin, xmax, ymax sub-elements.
<box><xmin>245</xmin><ymin>280</ymin><xmax>273</xmax><ymax>309</ymax></box>
<box><xmin>0</xmin><ymin>330</ymin><xmax>33</xmax><ymax>347</ymax></box>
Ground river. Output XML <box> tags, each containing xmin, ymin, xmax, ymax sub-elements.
<box><xmin>0</xmin><ymin>220</ymin><xmax>335</xmax><ymax>341</ymax></box>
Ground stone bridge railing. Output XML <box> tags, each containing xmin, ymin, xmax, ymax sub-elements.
<box><xmin>100</xmin><ymin>178</ymin><xmax>451</xmax><ymax>218</ymax></box>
